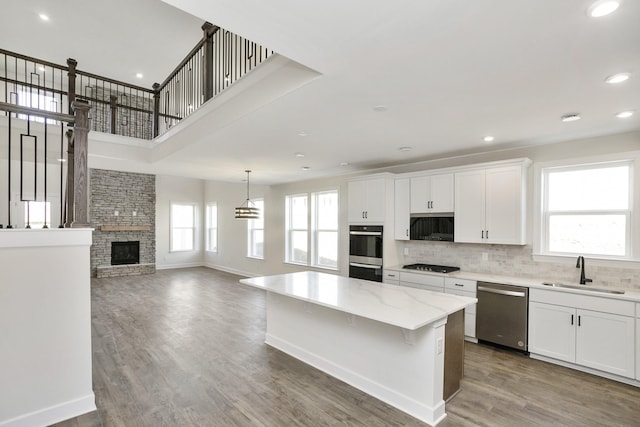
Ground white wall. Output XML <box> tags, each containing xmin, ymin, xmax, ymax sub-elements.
<box><xmin>155</xmin><ymin>174</ymin><xmax>205</xmax><ymax>269</ymax></box>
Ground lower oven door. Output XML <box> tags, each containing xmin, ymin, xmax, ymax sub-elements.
<box><xmin>349</xmin><ymin>261</ymin><xmax>383</xmax><ymax>282</ymax></box>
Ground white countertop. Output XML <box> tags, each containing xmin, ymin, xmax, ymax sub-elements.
<box><xmin>240</xmin><ymin>271</ymin><xmax>476</xmax><ymax>330</ymax></box>
<box><xmin>385</xmin><ymin>265</ymin><xmax>640</xmax><ymax>302</ymax></box>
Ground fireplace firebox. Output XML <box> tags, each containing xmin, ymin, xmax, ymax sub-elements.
<box><xmin>111</xmin><ymin>241</ymin><xmax>140</xmax><ymax>265</ymax></box>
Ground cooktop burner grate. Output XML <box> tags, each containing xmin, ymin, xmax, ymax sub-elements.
<box><xmin>402</xmin><ymin>263</ymin><xmax>460</xmax><ymax>273</ymax></box>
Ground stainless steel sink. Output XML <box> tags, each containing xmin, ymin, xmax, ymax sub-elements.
<box><xmin>541</xmin><ymin>282</ymin><xmax>625</xmax><ymax>294</ymax></box>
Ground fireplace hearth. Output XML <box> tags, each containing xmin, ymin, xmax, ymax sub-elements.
<box><xmin>111</xmin><ymin>241</ymin><xmax>140</xmax><ymax>265</ymax></box>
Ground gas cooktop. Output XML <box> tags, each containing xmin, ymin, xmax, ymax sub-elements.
<box><xmin>402</xmin><ymin>263</ymin><xmax>460</xmax><ymax>273</ymax></box>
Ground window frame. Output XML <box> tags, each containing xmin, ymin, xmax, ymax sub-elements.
<box><xmin>311</xmin><ymin>190</ymin><xmax>339</xmax><ymax>269</ymax></box>
<box><xmin>285</xmin><ymin>193</ymin><xmax>309</xmax><ymax>265</ymax></box>
<box><xmin>170</xmin><ymin>202</ymin><xmax>196</xmax><ymax>252</ymax></box>
<box><xmin>247</xmin><ymin>198</ymin><xmax>264</xmax><ymax>259</ymax></box>
<box><xmin>205</xmin><ymin>203</ymin><xmax>218</xmax><ymax>253</ymax></box>
<box><xmin>533</xmin><ymin>153</ymin><xmax>639</xmax><ymax>265</ymax></box>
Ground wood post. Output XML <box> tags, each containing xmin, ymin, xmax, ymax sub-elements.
<box><xmin>64</xmin><ymin>129</ymin><xmax>74</xmax><ymax>228</ymax></box>
<box><xmin>67</xmin><ymin>58</ymin><xmax>77</xmax><ymax>115</ymax></box>
<box><xmin>202</xmin><ymin>22</ymin><xmax>218</xmax><ymax>103</ymax></box>
<box><xmin>70</xmin><ymin>99</ymin><xmax>91</xmax><ymax>228</ymax></box>
<box><xmin>152</xmin><ymin>83</ymin><xmax>160</xmax><ymax>138</ymax></box>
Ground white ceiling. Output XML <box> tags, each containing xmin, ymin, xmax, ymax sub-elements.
<box><xmin>2</xmin><ymin>0</ymin><xmax>639</xmax><ymax>184</ymax></box>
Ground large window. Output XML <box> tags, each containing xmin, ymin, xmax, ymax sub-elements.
<box><xmin>247</xmin><ymin>199</ymin><xmax>264</xmax><ymax>259</ymax></box>
<box><xmin>171</xmin><ymin>203</ymin><xmax>195</xmax><ymax>252</ymax></box>
<box><xmin>540</xmin><ymin>160</ymin><xmax>632</xmax><ymax>259</ymax></box>
<box><xmin>205</xmin><ymin>203</ymin><xmax>217</xmax><ymax>252</ymax></box>
<box><xmin>285</xmin><ymin>190</ymin><xmax>338</xmax><ymax>269</ymax></box>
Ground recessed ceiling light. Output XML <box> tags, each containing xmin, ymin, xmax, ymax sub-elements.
<box><xmin>39</xmin><ymin>13</ymin><xmax>49</xmax><ymax>21</ymax></box>
<box><xmin>561</xmin><ymin>113</ymin><xmax>581</xmax><ymax>122</ymax></box>
<box><xmin>294</xmin><ymin>152</ymin><xmax>305</xmax><ymax>158</ymax></box>
<box><xmin>301</xmin><ymin>166</ymin><xmax>311</xmax><ymax>171</ymax></box>
<box><xmin>615</xmin><ymin>110</ymin><xmax>634</xmax><ymax>118</ymax></box>
<box><xmin>297</xmin><ymin>131</ymin><xmax>308</xmax><ymax>137</ymax></box>
<box><xmin>373</xmin><ymin>105</ymin><xmax>388</xmax><ymax>112</ymax></box>
<box><xmin>398</xmin><ymin>146</ymin><xmax>413</xmax><ymax>152</ymax></box>
<box><xmin>483</xmin><ymin>136</ymin><xmax>495</xmax><ymax>143</ymax></box>
<box><xmin>605</xmin><ymin>72</ymin><xmax>630</xmax><ymax>84</ymax></box>
<box><xmin>588</xmin><ymin>0</ymin><xmax>621</xmax><ymax>17</ymax></box>
<box><xmin>136</xmin><ymin>73</ymin><xmax>143</xmax><ymax>79</ymax></box>
<box><xmin>340</xmin><ymin>162</ymin><xmax>350</xmax><ymax>166</ymax></box>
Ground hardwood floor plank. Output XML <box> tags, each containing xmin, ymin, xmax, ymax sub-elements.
<box><xmin>53</xmin><ymin>267</ymin><xmax>640</xmax><ymax>427</ymax></box>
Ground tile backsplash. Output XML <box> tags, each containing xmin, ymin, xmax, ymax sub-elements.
<box><xmin>403</xmin><ymin>241</ymin><xmax>640</xmax><ymax>291</ymax></box>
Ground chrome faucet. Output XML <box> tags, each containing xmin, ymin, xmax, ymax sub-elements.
<box><xmin>576</xmin><ymin>256</ymin><xmax>592</xmax><ymax>285</ymax></box>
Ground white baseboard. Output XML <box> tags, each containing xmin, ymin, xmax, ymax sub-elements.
<box><xmin>0</xmin><ymin>393</ymin><xmax>96</xmax><ymax>427</ymax></box>
<box><xmin>203</xmin><ymin>263</ymin><xmax>254</xmax><ymax>278</ymax></box>
<box><xmin>155</xmin><ymin>262</ymin><xmax>204</xmax><ymax>270</ymax></box>
<box><xmin>529</xmin><ymin>353</ymin><xmax>640</xmax><ymax>387</ymax></box>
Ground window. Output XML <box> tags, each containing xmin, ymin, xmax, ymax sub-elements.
<box><xmin>25</xmin><ymin>201</ymin><xmax>51</xmax><ymax>228</ymax></box>
<box><xmin>171</xmin><ymin>203</ymin><xmax>195</xmax><ymax>252</ymax></box>
<box><xmin>540</xmin><ymin>160</ymin><xmax>632</xmax><ymax>259</ymax></box>
<box><xmin>205</xmin><ymin>203</ymin><xmax>217</xmax><ymax>252</ymax></box>
<box><xmin>285</xmin><ymin>194</ymin><xmax>308</xmax><ymax>264</ymax></box>
<box><xmin>247</xmin><ymin>199</ymin><xmax>264</xmax><ymax>259</ymax></box>
<box><xmin>285</xmin><ymin>190</ymin><xmax>338</xmax><ymax>269</ymax></box>
<box><xmin>17</xmin><ymin>89</ymin><xmax>59</xmax><ymax>124</ymax></box>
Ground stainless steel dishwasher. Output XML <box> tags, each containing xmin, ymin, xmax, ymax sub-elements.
<box><xmin>476</xmin><ymin>282</ymin><xmax>529</xmax><ymax>352</ymax></box>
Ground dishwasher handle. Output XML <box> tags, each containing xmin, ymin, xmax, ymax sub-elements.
<box><xmin>477</xmin><ymin>285</ymin><xmax>527</xmax><ymax>298</ymax></box>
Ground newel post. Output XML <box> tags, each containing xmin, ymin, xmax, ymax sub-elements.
<box><xmin>67</xmin><ymin>58</ymin><xmax>77</xmax><ymax>114</ymax></box>
<box><xmin>152</xmin><ymin>82</ymin><xmax>160</xmax><ymax>138</ymax></box>
<box><xmin>71</xmin><ymin>99</ymin><xmax>91</xmax><ymax>228</ymax></box>
<box><xmin>64</xmin><ymin>129</ymin><xmax>74</xmax><ymax>228</ymax></box>
<box><xmin>202</xmin><ymin>22</ymin><xmax>218</xmax><ymax>103</ymax></box>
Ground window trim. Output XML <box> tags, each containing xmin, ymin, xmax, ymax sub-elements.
<box><xmin>170</xmin><ymin>202</ymin><xmax>196</xmax><ymax>253</ymax></box>
<box><xmin>285</xmin><ymin>193</ymin><xmax>309</xmax><ymax>266</ymax></box>
<box><xmin>247</xmin><ymin>198</ymin><xmax>264</xmax><ymax>260</ymax></box>
<box><xmin>311</xmin><ymin>190</ymin><xmax>339</xmax><ymax>270</ymax></box>
<box><xmin>205</xmin><ymin>203</ymin><xmax>218</xmax><ymax>253</ymax></box>
<box><xmin>533</xmin><ymin>152</ymin><xmax>639</xmax><ymax>266</ymax></box>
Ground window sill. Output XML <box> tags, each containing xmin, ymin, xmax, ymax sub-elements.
<box><xmin>169</xmin><ymin>249</ymin><xmax>196</xmax><ymax>253</ymax></box>
<box><xmin>532</xmin><ymin>253</ymin><xmax>640</xmax><ymax>269</ymax></box>
<box><xmin>246</xmin><ymin>256</ymin><xmax>264</xmax><ymax>261</ymax></box>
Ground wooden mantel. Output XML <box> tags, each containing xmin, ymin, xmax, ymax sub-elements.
<box><xmin>98</xmin><ymin>225</ymin><xmax>152</xmax><ymax>231</ymax></box>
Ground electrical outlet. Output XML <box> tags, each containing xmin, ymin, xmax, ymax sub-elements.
<box><xmin>404</xmin><ymin>247</ymin><xmax>409</xmax><ymax>256</ymax></box>
<box><xmin>482</xmin><ymin>252</ymin><xmax>489</xmax><ymax>261</ymax></box>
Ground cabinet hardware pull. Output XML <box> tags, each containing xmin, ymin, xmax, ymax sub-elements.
<box><xmin>486</xmin><ymin>230</ymin><xmax>489</xmax><ymax>239</ymax></box>
<box><xmin>406</xmin><ymin>229</ymin><xmax>408</xmax><ymax>236</ymax></box>
<box><xmin>578</xmin><ymin>315</ymin><xmax>581</xmax><ymax>327</ymax></box>
<box><xmin>455</xmin><ymin>283</ymin><xmax>464</xmax><ymax>287</ymax></box>
<box><xmin>571</xmin><ymin>314</ymin><xmax>574</xmax><ymax>325</ymax></box>
<box><xmin>365</xmin><ymin>211</ymin><xmax>368</xmax><ymax>219</ymax></box>
<box><xmin>481</xmin><ymin>230</ymin><xmax>484</xmax><ymax>239</ymax></box>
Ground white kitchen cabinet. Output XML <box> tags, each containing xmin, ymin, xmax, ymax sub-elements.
<box><xmin>454</xmin><ymin>164</ymin><xmax>527</xmax><ymax>245</ymax></box>
<box><xmin>394</xmin><ymin>178</ymin><xmax>410</xmax><ymax>240</ymax></box>
<box><xmin>398</xmin><ymin>271</ymin><xmax>444</xmax><ymax>293</ymax></box>
<box><xmin>636</xmin><ymin>317</ymin><xmax>640</xmax><ymax>381</ymax></box>
<box><xmin>529</xmin><ymin>289</ymin><xmax>635</xmax><ymax>379</ymax></box>
<box><xmin>410</xmin><ymin>173</ymin><xmax>454</xmax><ymax>213</ymax></box>
<box><xmin>444</xmin><ymin>277</ymin><xmax>477</xmax><ymax>339</ymax></box>
<box><xmin>382</xmin><ymin>270</ymin><xmax>400</xmax><ymax>285</ymax></box>
<box><xmin>348</xmin><ymin>178</ymin><xmax>386</xmax><ymax>223</ymax></box>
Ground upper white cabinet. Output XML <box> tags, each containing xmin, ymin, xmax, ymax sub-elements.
<box><xmin>410</xmin><ymin>173</ymin><xmax>454</xmax><ymax>213</ymax></box>
<box><xmin>394</xmin><ymin>178</ymin><xmax>410</xmax><ymax>240</ymax></box>
<box><xmin>454</xmin><ymin>163</ymin><xmax>528</xmax><ymax>244</ymax></box>
<box><xmin>348</xmin><ymin>178</ymin><xmax>386</xmax><ymax>224</ymax></box>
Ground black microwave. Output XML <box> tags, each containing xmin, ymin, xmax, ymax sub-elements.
<box><xmin>409</xmin><ymin>215</ymin><xmax>454</xmax><ymax>241</ymax></box>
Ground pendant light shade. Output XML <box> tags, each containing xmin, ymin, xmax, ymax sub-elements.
<box><xmin>235</xmin><ymin>170</ymin><xmax>260</xmax><ymax>219</ymax></box>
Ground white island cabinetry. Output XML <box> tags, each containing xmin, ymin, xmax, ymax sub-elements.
<box><xmin>529</xmin><ymin>288</ymin><xmax>635</xmax><ymax>379</ymax></box>
<box><xmin>240</xmin><ymin>271</ymin><xmax>476</xmax><ymax>426</ymax></box>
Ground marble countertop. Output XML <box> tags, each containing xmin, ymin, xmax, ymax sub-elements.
<box><xmin>385</xmin><ymin>265</ymin><xmax>640</xmax><ymax>302</ymax></box>
<box><xmin>240</xmin><ymin>271</ymin><xmax>476</xmax><ymax>330</ymax></box>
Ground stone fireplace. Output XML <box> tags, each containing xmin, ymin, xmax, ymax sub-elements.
<box><xmin>90</xmin><ymin>169</ymin><xmax>155</xmax><ymax>278</ymax></box>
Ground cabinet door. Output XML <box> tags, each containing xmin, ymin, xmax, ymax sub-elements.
<box><xmin>347</xmin><ymin>181</ymin><xmax>368</xmax><ymax>223</ymax></box>
<box><xmin>528</xmin><ymin>302</ymin><xmax>576</xmax><ymax>363</ymax></box>
<box><xmin>394</xmin><ymin>179</ymin><xmax>410</xmax><ymax>240</ymax></box>
<box><xmin>636</xmin><ymin>318</ymin><xmax>640</xmax><ymax>381</ymax></box>
<box><xmin>410</xmin><ymin>176</ymin><xmax>430</xmax><ymax>213</ymax></box>
<box><xmin>454</xmin><ymin>169</ymin><xmax>485</xmax><ymax>243</ymax></box>
<box><xmin>484</xmin><ymin>166</ymin><xmax>525</xmax><ymax>244</ymax></box>
<box><xmin>430</xmin><ymin>173</ymin><xmax>454</xmax><ymax>213</ymax></box>
<box><xmin>363</xmin><ymin>179</ymin><xmax>386</xmax><ymax>223</ymax></box>
<box><xmin>575</xmin><ymin>309</ymin><xmax>635</xmax><ymax>378</ymax></box>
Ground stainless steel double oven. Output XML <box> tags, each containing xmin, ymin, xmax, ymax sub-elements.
<box><xmin>348</xmin><ymin>225</ymin><xmax>383</xmax><ymax>282</ymax></box>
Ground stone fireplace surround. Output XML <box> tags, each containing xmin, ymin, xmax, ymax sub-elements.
<box><xmin>90</xmin><ymin>169</ymin><xmax>156</xmax><ymax>278</ymax></box>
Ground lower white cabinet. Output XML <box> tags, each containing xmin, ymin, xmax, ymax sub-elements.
<box><xmin>444</xmin><ymin>277</ymin><xmax>477</xmax><ymax>339</ymax></box>
<box><xmin>398</xmin><ymin>271</ymin><xmax>444</xmax><ymax>293</ymax></box>
<box><xmin>383</xmin><ymin>270</ymin><xmax>400</xmax><ymax>285</ymax></box>
<box><xmin>529</xmin><ymin>291</ymin><xmax>635</xmax><ymax>379</ymax></box>
<box><xmin>636</xmin><ymin>303</ymin><xmax>640</xmax><ymax>381</ymax></box>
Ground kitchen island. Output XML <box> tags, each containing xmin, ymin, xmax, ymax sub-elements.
<box><xmin>240</xmin><ymin>271</ymin><xmax>476</xmax><ymax>426</ymax></box>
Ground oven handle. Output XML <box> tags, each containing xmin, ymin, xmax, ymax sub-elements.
<box><xmin>349</xmin><ymin>231</ymin><xmax>382</xmax><ymax>236</ymax></box>
<box><xmin>477</xmin><ymin>286</ymin><xmax>526</xmax><ymax>297</ymax></box>
<box><xmin>349</xmin><ymin>262</ymin><xmax>383</xmax><ymax>270</ymax></box>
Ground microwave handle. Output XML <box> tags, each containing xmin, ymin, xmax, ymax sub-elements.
<box><xmin>349</xmin><ymin>262</ymin><xmax>382</xmax><ymax>270</ymax></box>
<box><xmin>349</xmin><ymin>231</ymin><xmax>382</xmax><ymax>236</ymax></box>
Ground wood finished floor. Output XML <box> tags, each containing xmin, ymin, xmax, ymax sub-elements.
<box><xmin>56</xmin><ymin>267</ymin><xmax>640</xmax><ymax>427</ymax></box>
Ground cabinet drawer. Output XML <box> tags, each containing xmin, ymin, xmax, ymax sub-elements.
<box><xmin>444</xmin><ymin>288</ymin><xmax>477</xmax><ymax>314</ymax></box>
<box><xmin>445</xmin><ymin>277</ymin><xmax>476</xmax><ymax>293</ymax></box>
<box><xmin>383</xmin><ymin>270</ymin><xmax>400</xmax><ymax>284</ymax></box>
<box><xmin>530</xmin><ymin>288</ymin><xmax>634</xmax><ymax>316</ymax></box>
<box><xmin>399</xmin><ymin>271</ymin><xmax>445</xmax><ymax>288</ymax></box>
<box><xmin>400</xmin><ymin>281</ymin><xmax>444</xmax><ymax>293</ymax></box>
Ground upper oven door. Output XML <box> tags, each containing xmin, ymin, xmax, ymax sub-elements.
<box><xmin>349</xmin><ymin>225</ymin><xmax>383</xmax><ymax>259</ymax></box>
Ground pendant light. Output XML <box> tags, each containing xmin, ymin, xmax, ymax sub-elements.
<box><xmin>235</xmin><ymin>170</ymin><xmax>260</xmax><ymax>219</ymax></box>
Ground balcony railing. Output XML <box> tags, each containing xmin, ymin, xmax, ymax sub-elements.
<box><xmin>0</xmin><ymin>21</ymin><xmax>274</xmax><ymax>140</ymax></box>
